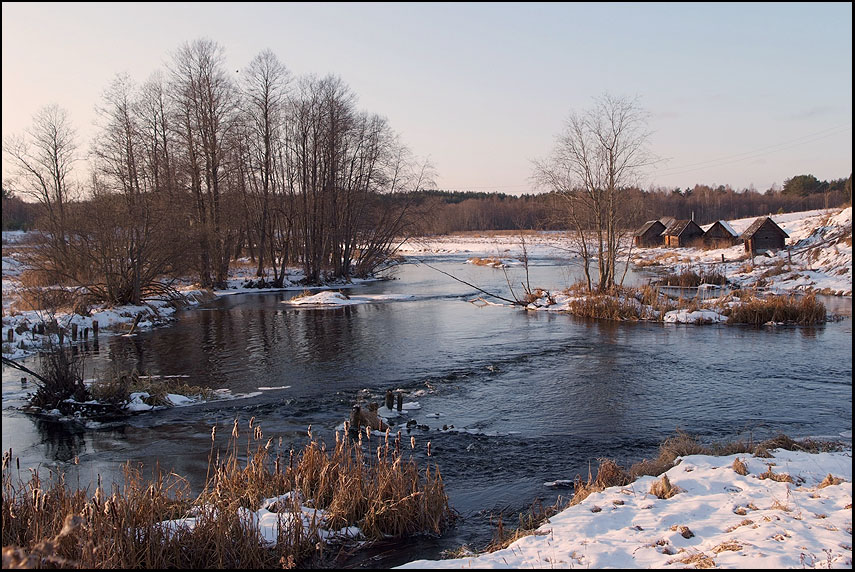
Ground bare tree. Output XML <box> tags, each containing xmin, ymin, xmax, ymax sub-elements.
<box><xmin>84</xmin><ymin>74</ymin><xmax>182</xmax><ymax>305</ymax></box>
<box><xmin>534</xmin><ymin>94</ymin><xmax>654</xmax><ymax>292</ymax></box>
<box><xmin>169</xmin><ymin>38</ymin><xmax>239</xmax><ymax>288</ymax></box>
<box><xmin>4</xmin><ymin>105</ymin><xmax>78</xmax><ymax>238</ymax></box>
<box><xmin>239</xmin><ymin>49</ymin><xmax>291</xmax><ymax>279</ymax></box>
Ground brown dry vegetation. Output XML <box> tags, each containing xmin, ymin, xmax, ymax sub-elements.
<box><xmin>723</xmin><ymin>291</ymin><xmax>826</xmax><ymax>325</ymax></box>
<box><xmin>466</xmin><ymin>256</ymin><xmax>507</xmax><ymax>267</ymax></box>
<box><xmin>2</xmin><ymin>421</ymin><xmax>454</xmax><ymax>569</ymax></box>
<box><xmin>656</xmin><ymin>268</ymin><xmax>728</xmax><ymax>287</ymax></box>
<box><xmin>563</xmin><ymin>284</ymin><xmax>681</xmax><ymax>321</ymax></box>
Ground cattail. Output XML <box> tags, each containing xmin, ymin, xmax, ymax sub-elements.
<box><xmin>265</xmin><ymin>437</ymin><xmax>273</xmax><ymax>450</ymax></box>
<box><xmin>385</xmin><ymin>428</ymin><xmax>390</xmax><ymax>445</ymax></box>
<box><xmin>232</xmin><ymin>418</ymin><xmax>239</xmax><ymax>439</ymax></box>
<box><xmin>427</xmin><ymin>441</ymin><xmax>432</xmax><ymax>457</ymax></box>
<box><xmin>211</xmin><ymin>426</ymin><xmax>217</xmax><ymax>441</ymax></box>
<box><xmin>365</xmin><ymin>425</ymin><xmax>371</xmax><ymax>440</ymax></box>
<box><xmin>410</xmin><ymin>436</ymin><xmax>416</xmax><ymax>449</ymax></box>
<box><xmin>249</xmin><ymin>416</ymin><xmax>255</xmax><ymax>429</ymax></box>
<box><xmin>254</xmin><ymin>425</ymin><xmax>263</xmax><ymax>440</ymax></box>
<box><xmin>377</xmin><ymin>445</ymin><xmax>382</xmax><ymax>461</ymax></box>
<box><xmin>307</xmin><ymin>425</ymin><xmax>312</xmax><ymax>438</ymax></box>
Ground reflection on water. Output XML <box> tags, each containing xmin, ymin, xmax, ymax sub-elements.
<box><xmin>1</xmin><ymin>258</ymin><xmax>851</xmax><ymax>565</ymax></box>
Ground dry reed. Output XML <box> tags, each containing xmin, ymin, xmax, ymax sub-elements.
<box><xmin>724</xmin><ymin>291</ymin><xmax>826</xmax><ymax>325</ymax></box>
<box><xmin>2</xmin><ymin>419</ymin><xmax>454</xmax><ymax>569</ymax></box>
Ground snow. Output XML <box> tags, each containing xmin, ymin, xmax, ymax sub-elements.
<box><xmin>398</xmin><ymin>447</ymin><xmax>853</xmax><ymax>569</ymax></box>
<box><xmin>663</xmin><ymin>309</ymin><xmax>728</xmax><ymax>324</ymax></box>
<box><xmin>153</xmin><ymin>491</ymin><xmax>363</xmax><ymax>548</ymax></box>
<box><xmin>633</xmin><ymin>208</ymin><xmax>852</xmax><ymax>296</ymax></box>
<box><xmin>282</xmin><ymin>291</ymin><xmax>416</xmax><ymax>307</ymax></box>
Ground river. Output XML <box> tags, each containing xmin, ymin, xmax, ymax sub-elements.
<box><xmin>2</xmin><ymin>254</ymin><xmax>852</xmax><ymax>567</ymax></box>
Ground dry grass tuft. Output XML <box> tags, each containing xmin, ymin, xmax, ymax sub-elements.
<box><xmin>725</xmin><ymin>518</ymin><xmax>756</xmax><ymax>532</ymax></box>
<box><xmin>731</xmin><ymin>457</ymin><xmax>749</xmax><ymax>476</ymax></box>
<box><xmin>485</xmin><ymin>498</ymin><xmax>565</xmax><ymax>553</ymax></box>
<box><xmin>569</xmin><ymin>459</ymin><xmax>631</xmax><ymax>506</ymax></box>
<box><xmin>818</xmin><ymin>474</ymin><xmax>845</xmax><ymax>488</ymax></box>
<box><xmin>467</xmin><ymin>257</ymin><xmax>506</xmax><ymax>268</ymax></box>
<box><xmin>649</xmin><ymin>474</ymin><xmax>682</xmax><ymax>499</ymax></box>
<box><xmin>711</xmin><ymin>540</ymin><xmax>743</xmax><ymax>554</ymax></box>
<box><xmin>758</xmin><ymin>465</ymin><xmax>794</xmax><ymax>483</ymax></box>
<box><xmin>667</xmin><ymin>550</ymin><xmax>716</xmax><ymax>568</ymax></box>
<box><xmin>629</xmin><ymin>430</ymin><xmax>707</xmax><ymax>479</ymax></box>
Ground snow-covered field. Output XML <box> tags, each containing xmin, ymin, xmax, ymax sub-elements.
<box><xmin>399</xmin><ymin>447</ymin><xmax>853</xmax><ymax>569</ymax></box>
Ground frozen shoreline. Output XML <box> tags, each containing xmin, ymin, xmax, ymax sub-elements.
<box><xmin>398</xmin><ymin>446</ymin><xmax>853</xmax><ymax>569</ymax></box>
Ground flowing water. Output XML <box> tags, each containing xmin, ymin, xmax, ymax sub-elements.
<box><xmin>2</xmin><ymin>255</ymin><xmax>852</xmax><ymax>567</ymax></box>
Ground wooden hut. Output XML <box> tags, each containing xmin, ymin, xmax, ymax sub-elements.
<box><xmin>633</xmin><ymin>220</ymin><xmax>666</xmax><ymax>247</ymax></box>
<box><xmin>741</xmin><ymin>217</ymin><xmax>789</xmax><ymax>254</ymax></box>
<box><xmin>662</xmin><ymin>219</ymin><xmax>704</xmax><ymax>247</ymax></box>
<box><xmin>703</xmin><ymin>220</ymin><xmax>738</xmax><ymax>248</ymax></box>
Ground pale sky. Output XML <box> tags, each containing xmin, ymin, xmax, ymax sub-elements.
<box><xmin>2</xmin><ymin>2</ymin><xmax>852</xmax><ymax>194</ymax></box>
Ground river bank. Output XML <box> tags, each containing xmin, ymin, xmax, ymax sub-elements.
<box><xmin>4</xmin><ymin>207</ymin><xmax>850</xmax><ymax>360</ymax></box>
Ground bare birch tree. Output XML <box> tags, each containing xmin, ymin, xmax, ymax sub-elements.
<box><xmin>534</xmin><ymin>94</ymin><xmax>654</xmax><ymax>292</ymax></box>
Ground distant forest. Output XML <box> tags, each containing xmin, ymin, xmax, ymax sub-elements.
<box><xmin>3</xmin><ymin>173</ymin><xmax>851</xmax><ymax>234</ymax></box>
<box><xmin>392</xmin><ymin>174</ymin><xmax>852</xmax><ymax>234</ymax></box>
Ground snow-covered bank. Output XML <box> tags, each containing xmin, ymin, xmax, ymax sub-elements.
<box><xmin>401</xmin><ymin>207</ymin><xmax>852</xmax><ymax>297</ymax></box>
<box><xmin>0</xmin><ymin>236</ymin><xmax>381</xmax><ymax>360</ymax></box>
<box><xmin>399</xmin><ymin>447</ymin><xmax>853</xmax><ymax>569</ymax></box>
<box><xmin>635</xmin><ymin>208</ymin><xmax>852</xmax><ymax>297</ymax></box>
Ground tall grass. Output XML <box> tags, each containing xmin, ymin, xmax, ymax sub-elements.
<box><xmin>563</xmin><ymin>284</ymin><xmax>681</xmax><ymax>321</ymax></box>
<box><xmin>2</xmin><ymin>420</ymin><xmax>454</xmax><ymax>568</ymax></box>
<box><xmin>657</xmin><ymin>268</ymin><xmax>728</xmax><ymax>287</ymax></box>
<box><xmin>724</xmin><ymin>291</ymin><xmax>826</xmax><ymax>325</ymax></box>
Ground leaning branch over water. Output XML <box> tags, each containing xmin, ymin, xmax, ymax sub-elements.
<box><xmin>411</xmin><ymin>257</ymin><xmax>522</xmax><ymax>305</ymax></box>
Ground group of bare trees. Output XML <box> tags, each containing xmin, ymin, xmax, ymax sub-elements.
<box><xmin>3</xmin><ymin>39</ymin><xmax>431</xmax><ymax>306</ymax></box>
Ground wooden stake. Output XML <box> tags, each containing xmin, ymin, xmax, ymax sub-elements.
<box><xmin>397</xmin><ymin>392</ymin><xmax>403</xmax><ymax>412</ymax></box>
<box><xmin>385</xmin><ymin>389</ymin><xmax>394</xmax><ymax>410</ymax></box>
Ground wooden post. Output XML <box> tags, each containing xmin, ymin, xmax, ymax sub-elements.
<box><xmin>83</xmin><ymin>327</ymin><xmax>89</xmax><ymax>340</ymax></box>
<box><xmin>385</xmin><ymin>389</ymin><xmax>394</xmax><ymax>411</ymax></box>
<box><xmin>21</xmin><ymin>377</ymin><xmax>27</xmax><ymax>385</ymax></box>
<box><xmin>396</xmin><ymin>392</ymin><xmax>403</xmax><ymax>412</ymax></box>
<box><xmin>787</xmin><ymin>248</ymin><xmax>793</xmax><ymax>266</ymax></box>
<box><xmin>58</xmin><ymin>329</ymin><xmax>64</xmax><ymax>345</ymax></box>
<box><xmin>71</xmin><ymin>323</ymin><xmax>78</xmax><ymax>341</ymax></box>
<box><xmin>6</xmin><ymin>328</ymin><xmax>12</xmax><ymax>343</ymax></box>
<box><xmin>349</xmin><ymin>406</ymin><xmax>361</xmax><ymax>437</ymax></box>
<box><xmin>92</xmin><ymin>320</ymin><xmax>99</xmax><ymax>336</ymax></box>
<box><xmin>721</xmin><ymin>253</ymin><xmax>725</xmax><ymax>263</ymax></box>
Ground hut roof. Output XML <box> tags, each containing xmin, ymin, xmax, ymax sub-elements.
<box><xmin>659</xmin><ymin>216</ymin><xmax>677</xmax><ymax>229</ymax></box>
<box><xmin>740</xmin><ymin>217</ymin><xmax>789</xmax><ymax>239</ymax></box>
<box><xmin>664</xmin><ymin>219</ymin><xmax>698</xmax><ymax>236</ymax></box>
<box><xmin>710</xmin><ymin>220</ymin><xmax>738</xmax><ymax>237</ymax></box>
<box><xmin>634</xmin><ymin>220</ymin><xmax>663</xmax><ymax>237</ymax></box>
